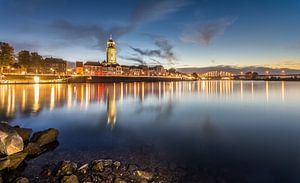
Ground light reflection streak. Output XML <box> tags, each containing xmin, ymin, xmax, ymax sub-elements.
<box><xmin>0</xmin><ymin>81</ymin><xmax>293</xmax><ymax>121</ymax></box>
<box><xmin>266</xmin><ymin>81</ymin><xmax>269</xmax><ymax>102</ymax></box>
<box><xmin>50</xmin><ymin>85</ymin><xmax>55</xmax><ymax>110</ymax></box>
<box><xmin>281</xmin><ymin>81</ymin><xmax>285</xmax><ymax>102</ymax></box>
<box><xmin>33</xmin><ymin>84</ymin><xmax>40</xmax><ymax>112</ymax></box>
<box><xmin>240</xmin><ymin>80</ymin><xmax>244</xmax><ymax>100</ymax></box>
<box><xmin>22</xmin><ymin>89</ymin><xmax>26</xmax><ymax>111</ymax></box>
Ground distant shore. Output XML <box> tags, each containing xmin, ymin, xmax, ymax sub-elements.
<box><xmin>1</xmin><ymin>74</ymin><xmax>300</xmax><ymax>84</ymax></box>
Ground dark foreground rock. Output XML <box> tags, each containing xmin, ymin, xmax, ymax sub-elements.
<box><xmin>37</xmin><ymin>159</ymin><xmax>162</xmax><ymax>183</ymax></box>
<box><xmin>0</xmin><ymin>152</ymin><xmax>27</xmax><ymax>171</ymax></box>
<box><xmin>14</xmin><ymin>127</ymin><xmax>32</xmax><ymax>143</ymax></box>
<box><xmin>30</xmin><ymin>128</ymin><xmax>59</xmax><ymax>147</ymax></box>
<box><xmin>0</xmin><ymin>123</ymin><xmax>24</xmax><ymax>156</ymax></box>
<box><xmin>0</xmin><ymin>123</ymin><xmax>60</xmax><ymax>182</ymax></box>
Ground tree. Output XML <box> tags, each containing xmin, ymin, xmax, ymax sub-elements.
<box><xmin>31</xmin><ymin>52</ymin><xmax>43</xmax><ymax>73</ymax></box>
<box><xmin>192</xmin><ymin>72</ymin><xmax>199</xmax><ymax>79</ymax></box>
<box><xmin>168</xmin><ymin>68</ymin><xmax>176</xmax><ymax>73</ymax></box>
<box><xmin>245</xmin><ymin>72</ymin><xmax>258</xmax><ymax>79</ymax></box>
<box><xmin>0</xmin><ymin>42</ymin><xmax>14</xmax><ymax>73</ymax></box>
<box><xmin>18</xmin><ymin>50</ymin><xmax>31</xmax><ymax>69</ymax></box>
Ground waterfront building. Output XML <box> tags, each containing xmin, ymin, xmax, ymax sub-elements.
<box><xmin>44</xmin><ymin>58</ymin><xmax>67</xmax><ymax>74</ymax></box>
<box><xmin>106</xmin><ymin>35</ymin><xmax>117</xmax><ymax>65</ymax></box>
<box><xmin>75</xmin><ymin>61</ymin><xmax>84</xmax><ymax>75</ymax></box>
<box><xmin>84</xmin><ymin>61</ymin><xmax>103</xmax><ymax>76</ymax></box>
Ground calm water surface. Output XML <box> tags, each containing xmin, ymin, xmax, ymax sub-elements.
<box><xmin>1</xmin><ymin>81</ymin><xmax>300</xmax><ymax>182</ymax></box>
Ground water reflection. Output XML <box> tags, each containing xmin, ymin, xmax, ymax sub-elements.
<box><xmin>0</xmin><ymin>81</ymin><xmax>295</xmax><ymax>123</ymax></box>
<box><xmin>107</xmin><ymin>84</ymin><xmax>117</xmax><ymax>129</ymax></box>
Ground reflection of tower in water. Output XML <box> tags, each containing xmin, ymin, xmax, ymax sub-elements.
<box><xmin>107</xmin><ymin>84</ymin><xmax>117</xmax><ymax>129</ymax></box>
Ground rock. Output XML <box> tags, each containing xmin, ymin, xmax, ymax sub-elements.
<box><xmin>77</xmin><ymin>163</ymin><xmax>89</xmax><ymax>174</ymax></box>
<box><xmin>0</xmin><ymin>152</ymin><xmax>27</xmax><ymax>170</ymax></box>
<box><xmin>0</xmin><ymin>123</ymin><xmax>24</xmax><ymax>155</ymax></box>
<box><xmin>91</xmin><ymin>160</ymin><xmax>104</xmax><ymax>173</ymax></box>
<box><xmin>30</xmin><ymin>128</ymin><xmax>59</xmax><ymax>147</ymax></box>
<box><xmin>134</xmin><ymin>170</ymin><xmax>153</xmax><ymax>181</ymax></box>
<box><xmin>91</xmin><ymin>175</ymin><xmax>102</xmax><ymax>182</ymax></box>
<box><xmin>14</xmin><ymin>128</ymin><xmax>32</xmax><ymax>143</ymax></box>
<box><xmin>113</xmin><ymin>161</ymin><xmax>121</xmax><ymax>169</ymax></box>
<box><xmin>114</xmin><ymin>178</ymin><xmax>127</xmax><ymax>183</ymax></box>
<box><xmin>40</xmin><ymin>166</ymin><xmax>53</xmax><ymax>177</ymax></box>
<box><xmin>14</xmin><ymin>177</ymin><xmax>29</xmax><ymax>183</ymax></box>
<box><xmin>56</xmin><ymin>161</ymin><xmax>77</xmax><ymax>176</ymax></box>
<box><xmin>61</xmin><ymin>174</ymin><xmax>79</xmax><ymax>183</ymax></box>
<box><xmin>103</xmin><ymin>159</ymin><xmax>113</xmax><ymax>166</ymax></box>
<box><xmin>127</xmin><ymin>164</ymin><xmax>139</xmax><ymax>172</ymax></box>
<box><xmin>23</xmin><ymin>142</ymin><xmax>42</xmax><ymax>156</ymax></box>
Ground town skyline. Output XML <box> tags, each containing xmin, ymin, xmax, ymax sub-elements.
<box><xmin>1</xmin><ymin>0</ymin><xmax>300</xmax><ymax>69</ymax></box>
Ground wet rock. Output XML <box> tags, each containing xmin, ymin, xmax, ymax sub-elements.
<box><xmin>134</xmin><ymin>170</ymin><xmax>153</xmax><ymax>181</ymax></box>
<box><xmin>91</xmin><ymin>160</ymin><xmax>104</xmax><ymax>173</ymax></box>
<box><xmin>103</xmin><ymin>159</ymin><xmax>113</xmax><ymax>166</ymax></box>
<box><xmin>0</xmin><ymin>123</ymin><xmax>24</xmax><ymax>155</ymax></box>
<box><xmin>61</xmin><ymin>174</ymin><xmax>79</xmax><ymax>183</ymax></box>
<box><xmin>14</xmin><ymin>128</ymin><xmax>32</xmax><ymax>143</ymax></box>
<box><xmin>77</xmin><ymin>163</ymin><xmax>89</xmax><ymax>175</ymax></box>
<box><xmin>40</xmin><ymin>165</ymin><xmax>54</xmax><ymax>177</ymax></box>
<box><xmin>31</xmin><ymin>128</ymin><xmax>59</xmax><ymax>147</ymax></box>
<box><xmin>127</xmin><ymin>164</ymin><xmax>139</xmax><ymax>172</ymax></box>
<box><xmin>114</xmin><ymin>178</ymin><xmax>127</xmax><ymax>183</ymax></box>
<box><xmin>92</xmin><ymin>175</ymin><xmax>102</xmax><ymax>182</ymax></box>
<box><xmin>0</xmin><ymin>152</ymin><xmax>27</xmax><ymax>170</ymax></box>
<box><xmin>56</xmin><ymin>161</ymin><xmax>77</xmax><ymax>176</ymax></box>
<box><xmin>81</xmin><ymin>176</ymin><xmax>92</xmax><ymax>183</ymax></box>
<box><xmin>23</xmin><ymin>142</ymin><xmax>42</xmax><ymax>156</ymax></box>
<box><xmin>14</xmin><ymin>177</ymin><xmax>29</xmax><ymax>183</ymax></box>
<box><xmin>113</xmin><ymin>161</ymin><xmax>121</xmax><ymax>169</ymax></box>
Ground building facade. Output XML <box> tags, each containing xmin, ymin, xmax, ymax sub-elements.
<box><xmin>106</xmin><ymin>35</ymin><xmax>116</xmax><ymax>65</ymax></box>
<box><xmin>44</xmin><ymin>58</ymin><xmax>67</xmax><ymax>74</ymax></box>
<box><xmin>84</xmin><ymin>61</ymin><xmax>103</xmax><ymax>76</ymax></box>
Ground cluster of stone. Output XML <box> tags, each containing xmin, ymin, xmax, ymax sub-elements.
<box><xmin>0</xmin><ymin>122</ymin><xmax>59</xmax><ymax>182</ymax></box>
<box><xmin>36</xmin><ymin>159</ymin><xmax>158</xmax><ymax>183</ymax></box>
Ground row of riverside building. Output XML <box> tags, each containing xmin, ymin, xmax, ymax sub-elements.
<box><xmin>74</xmin><ymin>35</ymin><xmax>180</xmax><ymax>77</ymax></box>
<box><xmin>76</xmin><ymin>61</ymin><xmax>168</xmax><ymax>77</ymax></box>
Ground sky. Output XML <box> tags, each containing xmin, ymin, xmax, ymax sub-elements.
<box><xmin>0</xmin><ymin>0</ymin><xmax>300</xmax><ymax>69</ymax></box>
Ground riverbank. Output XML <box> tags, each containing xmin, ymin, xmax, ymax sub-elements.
<box><xmin>1</xmin><ymin>75</ymin><xmax>192</xmax><ymax>84</ymax></box>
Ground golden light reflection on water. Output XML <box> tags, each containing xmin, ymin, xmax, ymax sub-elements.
<box><xmin>282</xmin><ymin>81</ymin><xmax>285</xmax><ymax>102</ymax></box>
<box><xmin>266</xmin><ymin>81</ymin><xmax>269</xmax><ymax>102</ymax></box>
<box><xmin>0</xmin><ymin>81</ymin><xmax>294</xmax><ymax>124</ymax></box>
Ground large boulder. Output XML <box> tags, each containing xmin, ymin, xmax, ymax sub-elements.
<box><xmin>15</xmin><ymin>177</ymin><xmax>30</xmax><ymax>183</ymax></box>
<box><xmin>23</xmin><ymin>142</ymin><xmax>42</xmax><ymax>156</ymax></box>
<box><xmin>0</xmin><ymin>152</ymin><xmax>27</xmax><ymax>170</ymax></box>
<box><xmin>30</xmin><ymin>128</ymin><xmax>59</xmax><ymax>147</ymax></box>
<box><xmin>0</xmin><ymin>123</ymin><xmax>24</xmax><ymax>155</ymax></box>
<box><xmin>61</xmin><ymin>174</ymin><xmax>79</xmax><ymax>183</ymax></box>
<box><xmin>56</xmin><ymin>161</ymin><xmax>77</xmax><ymax>176</ymax></box>
<box><xmin>14</xmin><ymin>127</ymin><xmax>32</xmax><ymax>143</ymax></box>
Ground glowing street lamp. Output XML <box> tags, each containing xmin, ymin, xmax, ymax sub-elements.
<box><xmin>33</xmin><ymin>76</ymin><xmax>40</xmax><ymax>83</ymax></box>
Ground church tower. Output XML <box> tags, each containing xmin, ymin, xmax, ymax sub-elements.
<box><xmin>106</xmin><ymin>34</ymin><xmax>117</xmax><ymax>65</ymax></box>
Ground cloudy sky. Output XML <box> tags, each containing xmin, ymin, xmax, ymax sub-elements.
<box><xmin>0</xmin><ymin>0</ymin><xmax>300</xmax><ymax>68</ymax></box>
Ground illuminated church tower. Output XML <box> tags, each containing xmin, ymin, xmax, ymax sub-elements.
<box><xmin>106</xmin><ymin>34</ymin><xmax>117</xmax><ymax>65</ymax></box>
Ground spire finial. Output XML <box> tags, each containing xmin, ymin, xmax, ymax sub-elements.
<box><xmin>110</xmin><ymin>34</ymin><xmax>113</xmax><ymax>40</ymax></box>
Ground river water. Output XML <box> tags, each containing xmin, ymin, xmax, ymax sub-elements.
<box><xmin>1</xmin><ymin>81</ymin><xmax>300</xmax><ymax>182</ymax></box>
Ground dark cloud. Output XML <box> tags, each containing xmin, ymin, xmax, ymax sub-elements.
<box><xmin>49</xmin><ymin>0</ymin><xmax>188</xmax><ymax>50</ymax></box>
<box><xmin>129</xmin><ymin>37</ymin><xmax>177</xmax><ymax>65</ymax></box>
<box><xmin>119</xmin><ymin>55</ymin><xmax>145</xmax><ymax>65</ymax></box>
<box><xmin>180</xmin><ymin>17</ymin><xmax>237</xmax><ymax>45</ymax></box>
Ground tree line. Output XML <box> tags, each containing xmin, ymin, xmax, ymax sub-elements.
<box><xmin>0</xmin><ymin>42</ymin><xmax>66</xmax><ymax>74</ymax></box>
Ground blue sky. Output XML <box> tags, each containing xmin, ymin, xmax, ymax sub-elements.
<box><xmin>0</xmin><ymin>0</ymin><xmax>300</xmax><ymax>68</ymax></box>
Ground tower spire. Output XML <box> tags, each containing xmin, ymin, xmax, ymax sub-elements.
<box><xmin>110</xmin><ymin>34</ymin><xmax>113</xmax><ymax>40</ymax></box>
